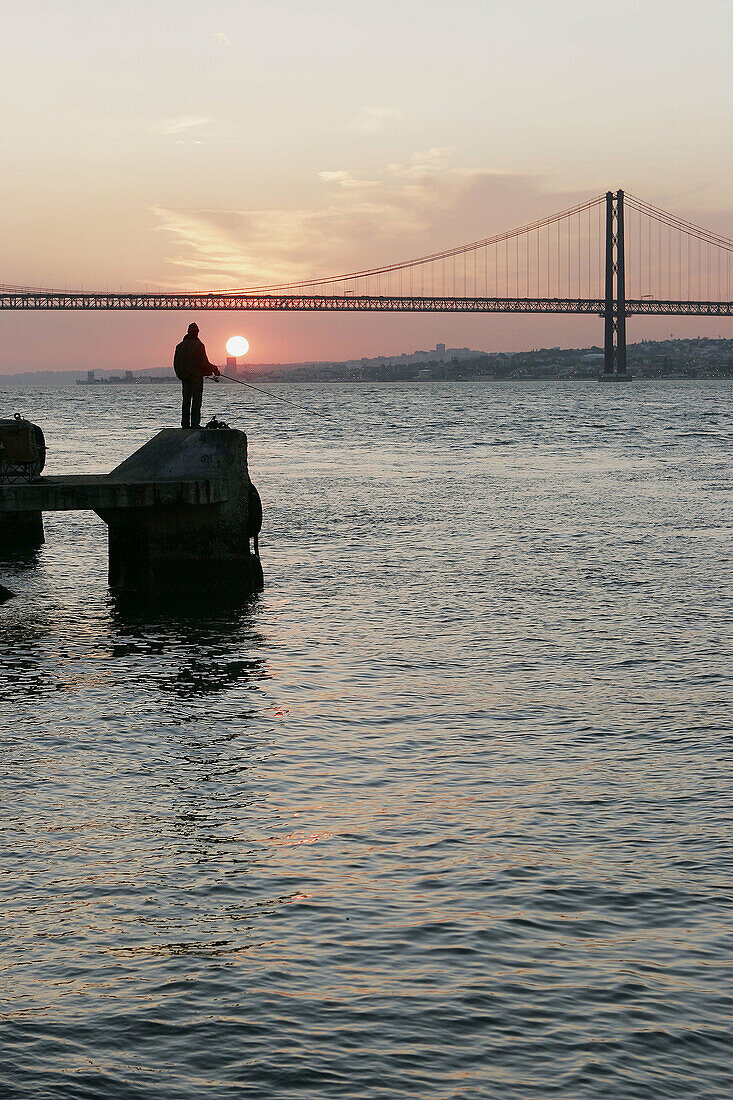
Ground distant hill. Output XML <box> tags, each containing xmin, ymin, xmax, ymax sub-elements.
<box><xmin>2</xmin><ymin>337</ymin><xmax>733</xmax><ymax>385</ymax></box>
<box><xmin>0</xmin><ymin>369</ymin><xmax>86</xmax><ymax>386</ymax></box>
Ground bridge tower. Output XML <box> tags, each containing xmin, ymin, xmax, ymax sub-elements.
<box><xmin>603</xmin><ymin>190</ymin><xmax>627</xmax><ymax>377</ymax></box>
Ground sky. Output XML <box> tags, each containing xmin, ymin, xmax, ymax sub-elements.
<box><xmin>2</xmin><ymin>0</ymin><xmax>733</xmax><ymax>372</ymax></box>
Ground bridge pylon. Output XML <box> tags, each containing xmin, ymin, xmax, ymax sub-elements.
<box><xmin>604</xmin><ymin>190</ymin><xmax>628</xmax><ymax>377</ymax></box>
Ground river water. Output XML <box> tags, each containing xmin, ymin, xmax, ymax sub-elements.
<box><xmin>0</xmin><ymin>381</ymin><xmax>731</xmax><ymax>1098</ymax></box>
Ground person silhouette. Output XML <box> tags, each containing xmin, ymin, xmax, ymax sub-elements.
<box><xmin>173</xmin><ymin>323</ymin><xmax>220</xmax><ymax>428</ymax></box>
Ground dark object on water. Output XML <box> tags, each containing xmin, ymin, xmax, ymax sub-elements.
<box><xmin>247</xmin><ymin>483</ymin><xmax>262</xmax><ymax>537</ymax></box>
<box><xmin>0</xmin><ymin>415</ymin><xmax>46</xmax><ymax>482</ymax></box>
<box><xmin>248</xmin><ymin>482</ymin><xmax>262</xmax><ymax>557</ymax></box>
<box><xmin>0</xmin><ymin>583</ymin><xmax>15</xmax><ymax>604</ymax></box>
<box><xmin>205</xmin><ymin>416</ymin><xmax>230</xmax><ymax>430</ymax></box>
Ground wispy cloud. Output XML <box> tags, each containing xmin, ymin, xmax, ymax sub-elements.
<box><xmin>352</xmin><ymin>106</ymin><xmax>403</xmax><ymax>134</ymax></box>
<box><xmin>387</xmin><ymin>147</ymin><xmax>454</xmax><ymax>177</ymax></box>
<box><xmin>152</xmin><ymin>116</ymin><xmax>212</xmax><ymax>136</ymax></box>
<box><xmin>318</xmin><ymin>170</ymin><xmax>379</xmax><ymax>192</ymax></box>
<box><xmin>150</xmin><ymin>153</ymin><xmax>590</xmax><ymax>290</ymax></box>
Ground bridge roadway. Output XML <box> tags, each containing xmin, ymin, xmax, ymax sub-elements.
<box><xmin>2</xmin><ymin>292</ymin><xmax>733</xmax><ymax>316</ymax></box>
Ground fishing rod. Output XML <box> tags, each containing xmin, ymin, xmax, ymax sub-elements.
<box><xmin>217</xmin><ymin>372</ymin><xmax>330</xmax><ymax>418</ymax></box>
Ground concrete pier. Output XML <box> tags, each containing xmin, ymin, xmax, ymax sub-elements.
<box><xmin>0</xmin><ymin>428</ymin><xmax>263</xmax><ymax>597</ymax></box>
<box><xmin>0</xmin><ymin>510</ymin><xmax>44</xmax><ymax>548</ymax></box>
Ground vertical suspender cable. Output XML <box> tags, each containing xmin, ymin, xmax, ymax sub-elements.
<box><xmin>526</xmin><ymin>231</ymin><xmax>529</xmax><ymax>297</ymax></box>
<box><xmin>547</xmin><ymin>223</ymin><xmax>550</xmax><ymax>297</ymax></box>
<box><xmin>569</xmin><ymin>215</ymin><xmax>572</xmax><ymax>297</ymax></box>
<box><xmin>633</xmin><ymin>206</ymin><xmax>638</xmax><ymax>299</ymax></box>
<box><xmin>587</xmin><ymin>207</ymin><xmax>590</xmax><ymax>298</ymax></box>
<box><xmin>600</xmin><ymin>201</ymin><xmax>603</xmax><ymax>297</ymax></box>
<box><xmin>665</xmin><ymin>223</ymin><xmax>668</xmax><ymax>300</ymax></box>
<box><xmin>513</xmin><ymin>234</ymin><xmax>516</xmax><ymax>298</ymax></box>
<box><xmin>577</xmin><ymin>212</ymin><xmax>581</xmax><ymax>298</ymax></box>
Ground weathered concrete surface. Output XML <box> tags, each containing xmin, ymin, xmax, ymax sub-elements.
<box><xmin>0</xmin><ymin>474</ymin><xmax>226</xmax><ymax>512</ymax></box>
<box><xmin>99</xmin><ymin>429</ymin><xmax>262</xmax><ymax>596</ymax></box>
<box><xmin>0</xmin><ymin>428</ymin><xmax>263</xmax><ymax>597</ymax></box>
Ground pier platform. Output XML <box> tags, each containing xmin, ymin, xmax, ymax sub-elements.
<box><xmin>0</xmin><ymin>473</ymin><xmax>226</xmax><ymax>512</ymax></box>
<box><xmin>0</xmin><ymin>428</ymin><xmax>263</xmax><ymax>597</ymax></box>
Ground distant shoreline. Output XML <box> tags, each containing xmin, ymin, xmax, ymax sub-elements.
<box><xmin>3</xmin><ymin>376</ymin><xmax>732</xmax><ymax>388</ymax></box>
<box><xmin>2</xmin><ymin>337</ymin><xmax>732</xmax><ymax>385</ymax></box>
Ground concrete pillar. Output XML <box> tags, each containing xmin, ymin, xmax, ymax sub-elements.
<box><xmin>0</xmin><ymin>510</ymin><xmax>44</xmax><ymax>550</ymax></box>
<box><xmin>97</xmin><ymin>428</ymin><xmax>263</xmax><ymax>597</ymax></box>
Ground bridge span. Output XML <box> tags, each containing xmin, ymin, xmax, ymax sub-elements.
<box><xmin>2</xmin><ymin>292</ymin><xmax>733</xmax><ymax>319</ymax></box>
<box><xmin>3</xmin><ymin>190</ymin><xmax>733</xmax><ymax>376</ymax></box>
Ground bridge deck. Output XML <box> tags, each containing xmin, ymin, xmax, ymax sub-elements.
<box><xmin>0</xmin><ymin>475</ymin><xmax>227</xmax><ymax>513</ymax></box>
<box><xmin>1</xmin><ymin>292</ymin><xmax>731</xmax><ymax>315</ymax></box>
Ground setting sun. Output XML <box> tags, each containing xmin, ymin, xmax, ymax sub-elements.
<box><xmin>226</xmin><ymin>335</ymin><xmax>249</xmax><ymax>357</ymax></box>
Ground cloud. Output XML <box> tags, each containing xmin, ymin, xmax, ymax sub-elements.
<box><xmin>152</xmin><ymin>116</ymin><xmax>212</xmax><ymax>136</ymax></box>
<box><xmin>318</xmin><ymin>170</ymin><xmax>352</xmax><ymax>184</ymax></box>
<box><xmin>150</xmin><ymin>153</ymin><xmax>595</xmax><ymax>290</ymax></box>
<box><xmin>318</xmin><ymin>170</ymin><xmax>379</xmax><ymax>192</ymax></box>
<box><xmin>211</xmin><ymin>31</ymin><xmax>229</xmax><ymax>45</ymax></box>
<box><xmin>387</xmin><ymin>148</ymin><xmax>455</xmax><ymax>178</ymax></box>
<box><xmin>352</xmin><ymin>106</ymin><xmax>403</xmax><ymax>134</ymax></box>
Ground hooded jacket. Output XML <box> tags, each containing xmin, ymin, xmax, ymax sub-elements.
<box><xmin>173</xmin><ymin>333</ymin><xmax>215</xmax><ymax>380</ymax></box>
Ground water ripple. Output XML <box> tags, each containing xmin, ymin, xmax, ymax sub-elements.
<box><xmin>0</xmin><ymin>381</ymin><xmax>731</xmax><ymax>1098</ymax></box>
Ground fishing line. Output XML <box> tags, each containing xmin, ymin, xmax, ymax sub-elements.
<box><xmin>218</xmin><ymin>373</ymin><xmax>330</xmax><ymax>418</ymax></box>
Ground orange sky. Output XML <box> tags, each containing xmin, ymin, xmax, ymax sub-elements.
<box><xmin>2</xmin><ymin>0</ymin><xmax>733</xmax><ymax>372</ymax></box>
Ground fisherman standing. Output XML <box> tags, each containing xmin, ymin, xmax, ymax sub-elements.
<box><xmin>173</xmin><ymin>323</ymin><xmax>220</xmax><ymax>429</ymax></box>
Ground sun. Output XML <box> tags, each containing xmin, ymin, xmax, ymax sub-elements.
<box><xmin>226</xmin><ymin>335</ymin><xmax>249</xmax><ymax>357</ymax></box>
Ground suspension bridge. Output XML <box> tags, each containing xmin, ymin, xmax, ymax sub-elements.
<box><xmin>2</xmin><ymin>190</ymin><xmax>733</xmax><ymax>377</ymax></box>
